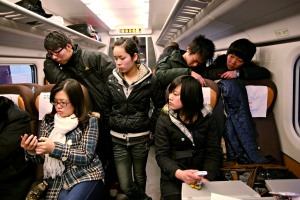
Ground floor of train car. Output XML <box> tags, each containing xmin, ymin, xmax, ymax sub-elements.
<box><xmin>146</xmin><ymin>145</ymin><xmax>161</xmax><ymax>200</ymax></box>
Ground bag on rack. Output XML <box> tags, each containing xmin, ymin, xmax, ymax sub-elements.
<box><xmin>16</xmin><ymin>0</ymin><xmax>52</xmax><ymax>18</ymax></box>
<box><xmin>220</xmin><ymin>163</ymin><xmax>296</xmax><ymax>196</ymax></box>
<box><xmin>67</xmin><ymin>24</ymin><xmax>96</xmax><ymax>38</ymax></box>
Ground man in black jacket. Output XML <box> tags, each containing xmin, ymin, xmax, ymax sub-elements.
<box><xmin>43</xmin><ymin>30</ymin><xmax>116</xmax><ymax>199</ymax></box>
<box><xmin>202</xmin><ymin>38</ymin><xmax>270</xmax><ymax>80</ymax></box>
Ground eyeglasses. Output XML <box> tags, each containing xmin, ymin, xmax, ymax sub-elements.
<box><xmin>50</xmin><ymin>101</ymin><xmax>71</xmax><ymax>107</ymax></box>
<box><xmin>47</xmin><ymin>47</ymin><xmax>64</xmax><ymax>58</ymax></box>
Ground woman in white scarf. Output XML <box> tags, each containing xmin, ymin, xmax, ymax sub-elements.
<box><xmin>21</xmin><ymin>79</ymin><xmax>104</xmax><ymax>200</ymax></box>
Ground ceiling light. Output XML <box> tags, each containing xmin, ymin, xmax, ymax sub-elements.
<box><xmin>81</xmin><ymin>0</ymin><xmax>149</xmax><ymax>30</ymax></box>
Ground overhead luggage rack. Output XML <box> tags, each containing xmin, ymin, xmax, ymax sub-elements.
<box><xmin>0</xmin><ymin>0</ymin><xmax>105</xmax><ymax>50</ymax></box>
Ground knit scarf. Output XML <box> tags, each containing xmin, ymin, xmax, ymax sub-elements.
<box><xmin>43</xmin><ymin>113</ymin><xmax>78</xmax><ymax>179</ymax></box>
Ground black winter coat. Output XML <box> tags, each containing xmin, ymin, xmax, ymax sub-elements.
<box><xmin>102</xmin><ymin>65</ymin><xmax>165</xmax><ymax>145</ymax></box>
<box><xmin>0</xmin><ymin>104</ymin><xmax>34</xmax><ymax>200</ymax></box>
<box><xmin>202</xmin><ymin>54</ymin><xmax>270</xmax><ymax>80</ymax></box>
<box><xmin>44</xmin><ymin>44</ymin><xmax>115</xmax><ymax>113</ymax></box>
<box><xmin>155</xmin><ymin>109</ymin><xmax>221</xmax><ymax>196</ymax></box>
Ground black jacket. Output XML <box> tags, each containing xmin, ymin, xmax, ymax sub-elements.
<box><xmin>44</xmin><ymin>44</ymin><xmax>115</xmax><ymax>113</ymax></box>
<box><xmin>155</xmin><ymin>107</ymin><xmax>221</xmax><ymax>196</ymax></box>
<box><xmin>103</xmin><ymin>64</ymin><xmax>165</xmax><ymax>145</ymax></box>
<box><xmin>202</xmin><ymin>54</ymin><xmax>270</xmax><ymax>80</ymax></box>
<box><xmin>0</xmin><ymin>104</ymin><xmax>34</xmax><ymax>200</ymax></box>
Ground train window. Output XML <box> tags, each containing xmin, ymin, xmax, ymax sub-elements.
<box><xmin>294</xmin><ymin>56</ymin><xmax>300</xmax><ymax>136</ymax></box>
<box><xmin>0</xmin><ymin>64</ymin><xmax>36</xmax><ymax>85</ymax></box>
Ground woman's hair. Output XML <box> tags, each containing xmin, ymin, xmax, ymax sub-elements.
<box><xmin>112</xmin><ymin>36</ymin><xmax>140</xmax><ymax>64</ymax></box>
<box><xmin>46</xmin><ymin>79</ymin><xmax>89</xmax><ymax>128</ymax></box>
<box><xmin>168</xmin><ymin>75</ymin><xmax>204</xmax><ymax>123</ymax></box>
<box><xmin>44</xmin><ymin>30</ymin><xmax>72</xmax><ymax>51</ymax></box>
<box><xmin>0</xmin><ymin>96</ymin><xmax>14</xmax><ymax>122</ymax></box>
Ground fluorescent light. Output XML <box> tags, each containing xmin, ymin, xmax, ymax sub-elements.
<box><xmin>81</xmin><ymin>0</ymin><xmax>149</xmax><ymax>30</ymax></box>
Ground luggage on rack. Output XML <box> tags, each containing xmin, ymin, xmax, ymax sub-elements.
<box><xmin>67</xmin><ymin>24</ymin><xmax>96</xmax><ymax>38</ymax></box>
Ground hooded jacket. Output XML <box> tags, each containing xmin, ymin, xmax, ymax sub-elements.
<box><xmin>103</xmin><ymin>64</ymin><xmax>165</xmax><ymax>146</ymax></box>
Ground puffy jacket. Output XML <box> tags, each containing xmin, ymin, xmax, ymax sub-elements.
<box><xmin>103</xmin><ymin>64</ymin><xmax>165</xmax><ymax>145</ymax></box>
<box><xmin>202</xmin><ymin>54</ymin><xmax>270</xmax><ymax>80</ymax></box>
<box><xmin>44</xmin><ymin>44</ymin><xmax>115</xmax><ymax>113</ymax></box>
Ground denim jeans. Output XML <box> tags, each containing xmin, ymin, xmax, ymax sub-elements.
<box><xmin>113</xmin><ymin>142</ymin><xmax>150</xmax><ymax>199</ymax></box>
<box><xmin>57</xmin><ymin>180</ymin><xmax>104</xmax><ymax>200</ymax></box>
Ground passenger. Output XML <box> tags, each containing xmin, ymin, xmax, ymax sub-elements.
<box><xmin>155</xmin><ymin>35</ymin><xmax>215</xmax><ymax>89</ymax></box>
<box><xmin>102</xmin><ymin>36</ymin><xmax>165</xmax><ymax>200</ymax></box>
<box><xmin>20</xmin><ymin>79</ymin><xmax>105</xmax><ymax>200</ymax></box>
<box><xmin>155</xmin><ymin>75</ymin><xmax>221</xmax><ymax>200</ymax></box>
<box><xmin>202</xmin><ymin>38</ymin><xmax>270</xmax><ymax>80</ymax></box>
<box><xmin>0</xmin><ymin>96</ymin><xmax>34</xmax><ymax>200</ymax></box>
<box><xmin>43</xmin><ymin>30</ymin><xmax>115</xmax><ymax>197</ymax></box>
<box><xmin>204</xmin><ymin>39</ymin><xmax>269</xmax><ymax>164</ymax></box>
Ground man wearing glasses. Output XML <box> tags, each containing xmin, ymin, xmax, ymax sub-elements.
<box><xmin>43</xmin><ymin>30</ymin><xmax>115</xmax><ymax>199</ymax></box>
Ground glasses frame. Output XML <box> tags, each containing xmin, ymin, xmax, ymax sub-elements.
<box><xmin>50</xmin><ymin>101</ymin><xmax>71</xmax><ymax>107</ymax></box>
<box><xmin>47</xmin><ymin>47</ymin><xmax>65</xmax><ymax>58</ymax></box>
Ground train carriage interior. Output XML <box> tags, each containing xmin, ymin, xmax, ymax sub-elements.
<box><xmin>0</xmin><ymin>0</ymin><xmax>300</xmax><ymax>199</ymax></box>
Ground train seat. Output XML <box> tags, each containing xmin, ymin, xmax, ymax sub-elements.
<box><xmin>244</xmin><ymin>79</ymin><xmax>282</xmax><ymax>164</ymax></box>
<box><xmin>0</xmin><ymin>84</ymin><xmax>38</xmax><ymax>135</ymax></box>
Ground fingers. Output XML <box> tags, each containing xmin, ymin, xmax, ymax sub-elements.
<box><xmin>22</xmin><ymin>134</ymin><xmax>38</xmax><ymax>151</ymax></box>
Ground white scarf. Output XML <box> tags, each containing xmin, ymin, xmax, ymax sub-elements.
<box><xmin>43</xmin><ymin>113</ymin><xmax>78</xmax><ymax>179</ymax></box>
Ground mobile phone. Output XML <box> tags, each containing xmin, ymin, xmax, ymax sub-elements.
<box><xmin>194</xmin><ymin>171</ymin><xmax>207</xmax><ymax>176</ymax></box>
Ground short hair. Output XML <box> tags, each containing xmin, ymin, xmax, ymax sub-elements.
<box><xmin>227</xmin><ymin>38</ymin><xmax>256</xmax><ymax>63</ymax></box>
<box><xmin>44</xmin><ymin>30</ymin><xmax>72</xmax><ymax>51</ymax></box>
<box><xmin>46</xmin><ymin>79</ymin><xmax>88</xmax><ymax>128</ymax></box>
<box><xmin>188</xmin><ymin>35</ymin><xmax>215</xmax><ymax>63</ymax></box>
<box><xmin>113</xmin><ymin>36</ymin><xmax>140</xmax><ymax>64</ymax></box>
<box><xmin>168</xmin><ymin>75</ymin><xmax>204</xmax><ymax>123</ymax></box>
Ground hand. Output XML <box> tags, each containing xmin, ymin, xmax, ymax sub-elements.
<box><xmin>21</xmin><ymin>134</ymin><xmax>38</xmax><ymax>154</ymax></box>
<box><xmin>191</xmin><ymin>71</ymin><xmax>206</xmax><ymax>86</ymax></box>
<box><xmin>175</xmin><ymin>169</ymin><xmax>203</xmax><ymax>185</ymax></box>
<box><xmin>218</xmin><ymin>71</ymin><xmax>237</xmax><ymax>79</ymax></box>
<box><xmin>35</xmin><ymin>137</ymin><xmax>55</xmax><ymax>155</ymax></box>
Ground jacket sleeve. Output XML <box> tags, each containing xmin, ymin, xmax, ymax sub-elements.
<box><xmin>155</xmin><ymin>114</ymin><xmax>182</xmax><ymax>179</ymax></box>
<box><xmin>155</xmin><ymin>58</ymin><xmax>191</xmax><ymax>89</ymax></box>
<box><xmin>240</xmin><ymin>63</ymin><xmax>270</xmax><ymax>80</ymax></box>
<box><xmin>149</xmin><ymin>76</ymin><xmax>166</xmax><ymax>134</ymax></box>
<box><xmin>202</xmin><ymin>114</ymin><xmax>221</xmax><ymax>181</ymax></box>
<box><xmin>95</xmin><ymin>52</ymin><xmax>115</xmax><ymax>83</ymax></box>
<box><xmin>43</xmin><ymin>57</ymin><xmax>71</xmax><ymax>83</ymax></box>
<box><xmin>202</xmin><ymin>55</ymin><xmax>227</xmax><ymax>80</ymax></box>
<box><xmin>0</xmin><ymin>106</ymin><xmax>31</xmax><ymax>162</ymax></box>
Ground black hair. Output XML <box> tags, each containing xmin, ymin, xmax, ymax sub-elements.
<box><xmin>0</xmin><ymin>96</ymin><xmax>14</xmax><ymax>122</ymax></box>
<box><xmin>168</xmin><ymin>75</ymin><xmax>204</xmax><ymax>123</ymax></box>
<box><xmin>45</xmin><ymin>79</ymin><xmax>89</xmax><ymax>128</ymax></box>
<box><xmin>226</xmin><ymin>38</ymin><xmax>256</xmax><ymax>63</ymax></box>
<box><xmin>44</xmin><ymin>30</ymin><xmax>72</xmax><ymax>51</ymax></box>
<box><xmin>113</xmin><ymin>36</ymin><xmax>140</xmax><ymax>64</ymax></box>
<box><xmin>188</xmin><ymin>35</ymin><xmax>215</xmax><ymax>63</ymax></box>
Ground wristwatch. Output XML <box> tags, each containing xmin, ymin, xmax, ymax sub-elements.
<box><xmin>236</xmin><ymin>70</ymin><xmax>240</xmax><ymax>78</ymax></box>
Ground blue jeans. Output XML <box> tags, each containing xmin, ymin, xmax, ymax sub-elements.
<box><xmin>113</xmin><ymin>142</ymin><xmax>150</xmax><ymax>199</ymax></box>
<box><xmin>57</xmin><ymin>180</ymin><xmax>104</xmax><ymax>200</ymax></box>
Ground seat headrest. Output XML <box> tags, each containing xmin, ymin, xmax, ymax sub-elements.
<box><xmin>0</xmin><ymin>94</ymin><xmax>26</xmax><ymax>110</ymax></box>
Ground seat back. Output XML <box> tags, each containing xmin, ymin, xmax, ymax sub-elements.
<box><xmin>203</xmin><ymin>78</ymin><xmax>220</xmax><ymax>109</ymax></box>
<box><xmin>0</xmin><ymin>84</ymin><xmax>38</xmax><ymax>135</ymax></box>
<box><xmin>244</xmin><ymin>79</ymin><xmax>282</xmax><ymax>164</ymax></box>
